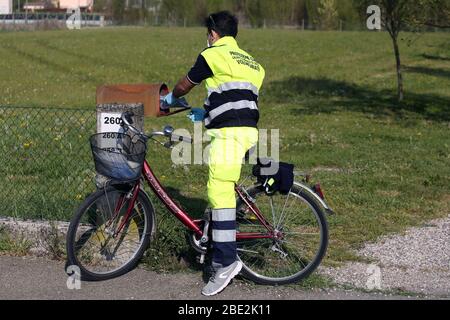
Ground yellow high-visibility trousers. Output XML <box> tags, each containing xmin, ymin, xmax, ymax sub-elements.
<box><xmin>206</xmin><ymin>127</ymin><xmax>258</xmax><ymax>267</ymax></box>
<box><xmin>207</xmin><ymin>127</ymin><xmax>258</xmax><ymax>209</ymax></box>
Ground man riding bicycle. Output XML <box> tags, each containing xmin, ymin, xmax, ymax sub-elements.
<box><xmin>162</xmin><ymin>11</ymin><xmax>265</xmax><ymax>296</ymax></box>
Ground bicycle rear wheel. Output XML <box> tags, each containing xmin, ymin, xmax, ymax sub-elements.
<box><xmin>66</xmin><ymin>184</ymin><xmax>154</xmax><ymax>281</ymax></box>
<box><xmin>236</xmin><ymin>184</ymin><xmax>328</xmax><ymax>285</ymax></box>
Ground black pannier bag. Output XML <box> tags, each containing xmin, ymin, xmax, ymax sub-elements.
<box><xmin>252</xmin><ymin>158</ymin><xmax>294</xmax><ymax>195</ymax></box>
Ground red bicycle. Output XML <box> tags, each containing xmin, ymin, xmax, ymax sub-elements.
<box><xmin>66</xmin><ymin>112</ymin><xmax>333</xmax><ymax>285</ymax></box>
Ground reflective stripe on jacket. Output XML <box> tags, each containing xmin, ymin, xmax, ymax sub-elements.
<box><xmin>201</xmin><ymin>36</ymin><xmax>265</xmax><ymax>129</ymax></box>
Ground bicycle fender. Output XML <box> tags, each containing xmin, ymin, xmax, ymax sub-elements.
<box><xmin>294</xmin><ymin>182</ymin><xmax>335</xmax><ymax>216</ymax></box>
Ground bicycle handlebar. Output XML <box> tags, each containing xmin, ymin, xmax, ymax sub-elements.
<box><xmin>120</xmin><ymin>112</ymin><xmax>192</xmax><ymax>146</ymax></box>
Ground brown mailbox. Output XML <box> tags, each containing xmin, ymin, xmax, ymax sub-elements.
<box><xmin>96</xmin><ymin>83</ymin><xmax>188</xmax><ymax>117</ymax></box>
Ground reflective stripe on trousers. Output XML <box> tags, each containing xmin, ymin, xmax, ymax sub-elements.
<box><xmin>211</xmin><ymin>208</ymin><xmax>237</xmax><ymax>268</ymax></box>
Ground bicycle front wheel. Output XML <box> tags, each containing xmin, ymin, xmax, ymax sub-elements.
<box><xmin>66</xmin><ymin>185</ymin><xmax>154</xmax><ymax>281</ymax></box>
<box><xmin>236</xmin><ymin>184</ymin><xmax>328</xmax><ymax>285</ymax></box>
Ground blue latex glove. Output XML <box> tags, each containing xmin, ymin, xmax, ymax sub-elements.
<box><xmin>161</xmin><ymin>92</ymin><xmax>180</xmax><ymax>110</ymax></box>
<box><xmin>187</xmin><ymin>108</ymin><xmax>206</xmax><ymax>122</ymax></box>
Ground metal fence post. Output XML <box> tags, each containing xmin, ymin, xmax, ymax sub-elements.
<box><xmin>95</xmin><ymin>103</ymin><xmax>144</xmax><ymax>188</ymax></box>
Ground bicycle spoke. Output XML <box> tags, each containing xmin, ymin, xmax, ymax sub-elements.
<box><xmin>285</xmin><ymin>243</ymin><xmax>309</xmax><ymax>268</ymax></box>
<box><xmin>269</xmin><ymin>197</ymin><xmax>277</xmax><ymax>229</ymax></box>
<box><xmin>236</xmin><ymin>185</ymin><xmax>327</xmax><ymax>282</ymax></box>
<box><xmin>276</xmin><ymin>189</ymin><xmax>301</xmax><ymax>230</ymax></box>
<box><xmin>72</xmin><ymin>189</ymin><xmax>149</xmax><ymax>275</ymax></box>
<box><xmin>276</xmin><ymin>190</ymin><xmax>291</xmax><ymax>230</ymax></box>
<box><xmin>237</xmin><ymin>248</ymin><xmax>260</xmax><ymax>255</ymax></box>
<box><xmin>283</xmin><ymin>232</ymin><xmax>319</xmax><ymax>236</ymax></box>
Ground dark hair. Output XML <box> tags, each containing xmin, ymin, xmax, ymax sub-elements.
<box><xmin>205</xmin><ymin>11</ymin><xmax>238</xmax><ymax>38</ymax></box>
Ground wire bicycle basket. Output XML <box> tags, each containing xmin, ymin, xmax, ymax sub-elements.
<box><xmin>90</xmin><ymin>132</ymin><xmax>147</xmax><ymax>182</ymax></box>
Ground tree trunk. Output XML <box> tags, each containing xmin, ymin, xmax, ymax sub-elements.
<box><xmin>391</xmin><ymin>35</ymin><xmax>404</xmax><ymax>102</ymax></box>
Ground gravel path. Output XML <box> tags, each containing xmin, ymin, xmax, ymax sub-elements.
<box><xmin>321</xmin><ymin>215</ymin><xmax>450</xmax><ymax>298</ymax></box>
<box><xmin>1</xmin><ymin>216</ymin><xmax>449</xmax><ymax>299</ymax></box>
<box><xmin>0</xmin><ymin>255</ymin><xmax>415</xmax><ymax>300</ymax></box>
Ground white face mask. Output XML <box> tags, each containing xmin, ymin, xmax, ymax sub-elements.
<box><xmin>207</xmin><ymin>32</ymin><xmax>214</xmax><ymax>47</ymax></box>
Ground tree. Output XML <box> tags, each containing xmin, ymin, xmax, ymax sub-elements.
<box><xmin>357</xmin><ymin>0</ymin><xmax>441</xmax><ymax>102</ymax></box>
<box><xmin>379</xmin><ymin>0</ymin><xmax>410</xmax><ymax>102</ymax></box>
<box><xmin>317</xmin><ymin>0</ymin><xmax>338</xmax><ymax>30</ymax></box>
<box><xmin>94</xmin><ymin>0</ymin><xmax>112</xmax><ymax>14</ymax></box>
<box><xmin>337</xmin><ymin>0</ymin><xmax>361</xmax><ymax>30</ymax></box>
<box><xmin>305</xmin><ymin>0</ymin><xmax>319</xmax><ymax>27</ymax></box>
<box><xmin>418</xmin><ymin>0</ymin><xmax>450</xmax><ymax>29</ymax></box>
<box><xmin>112</xmin><ymin>0</ymin><xmax>125</xmax><ymax>23</ymax></box>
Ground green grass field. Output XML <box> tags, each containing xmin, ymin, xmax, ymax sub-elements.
<box><xmin>0</xmin><ymin>27</ymin><xmax>449</xmax><ymax>270</ymax></box>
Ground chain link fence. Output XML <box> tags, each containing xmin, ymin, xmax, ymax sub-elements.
<box><xmin>0</xmin><ymin>106</ymin><xmax>97</xmax><ymax>221</ymax></box>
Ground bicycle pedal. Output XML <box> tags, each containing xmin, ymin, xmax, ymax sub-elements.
<box><xmin>197</xmin><ymin>254</ymin><xmax>206</xmax><ymax>264</ymax></box>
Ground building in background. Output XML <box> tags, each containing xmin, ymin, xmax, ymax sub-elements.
<box><xmin>0</xmin><ymin>0</ymin><xmax>13</xmax><ymax>14</ymax></box>
<box><xmin>23</xmin><ymin>2</ymin><xmax>49</xmax><ymax>12</ymax></box>
<box><xmin>22</xmin><ymin>0</ymin><xmax>94</xmax><ymax>12</ymax></box>
<box><xmin>58</xmin><ymin>0</ymin><xmax>93</xmax><ymax>11</ymax></box>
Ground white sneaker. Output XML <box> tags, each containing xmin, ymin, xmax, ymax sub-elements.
<box><xmin>201</xmin><ymin>261</ymin><xmax>243</xmax><ymax>296</ymax></box>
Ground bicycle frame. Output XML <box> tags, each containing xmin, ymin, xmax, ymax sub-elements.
<box><xmin>138</xmin><ymin>160</ymin><xmax>275</xmax><ymax>241</ymax></box>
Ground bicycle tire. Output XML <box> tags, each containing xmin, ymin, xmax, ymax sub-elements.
<box><xmin>236</xmin><ymin>184</ymin><xmax>329</xmax><ymax>285</ymax></box>
<box><xmin>66</xmin><ymin>185</ymin><xmax>154</xmax><ymax>281</ymax></box>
